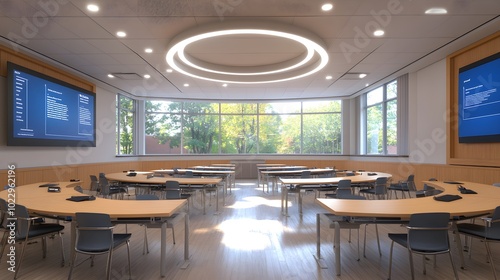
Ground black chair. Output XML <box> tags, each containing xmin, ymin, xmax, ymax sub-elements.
<box><xmin>0</xmin><ymin>198</ymin><xmax>9</xmax><ymax>253</ymax></box>
<box><xmin>68</xmin><ymin>212</ymin><xmax>131</xmax><ymax>280</ymax></box>
<box><xmin>89</xmin><ymin>174</ymin><xmax>100</xmax><ymax>195</ymax></box>
<box><xmin>0</xmin><ymin>204</ymin><xmax>65</xmax><ymax>279</ymax></box>
<box><xmin>415</xmin><ymin>178</ymin><xmax>441</xmax><ymax>197</ymax></box>
<box><xmin>387</xmin><ymin>212</ymin><xmax>458</xmax><ymax>280</ymax></box>
<box><xmin>98</xmin><ymin>174</ymin><xmax>128</xmax><ymax>199</ymax></box>
<box><xmin>388</xmin><ymin>174</ymin><xmax>416</xmax><ymax>199</ymax></box>
<box><xmin>359</xmin><ymin>177</ymin><xmax>388</xmax><ymax>199</ymax></box>
<box><xmin>456</xmin><ymin>206</ymin><xmax>500</xmax><ymax>279</ymax></box>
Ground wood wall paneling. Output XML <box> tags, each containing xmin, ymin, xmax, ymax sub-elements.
<box><xmin>447</xmin><ymin>31</ymin><xmax>500</xmax><ymax>167</ymax></box>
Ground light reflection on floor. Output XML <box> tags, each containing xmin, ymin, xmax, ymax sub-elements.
<box><xmin>217</xmin><ymin>219</ymin><xmax>283</xmax><ymax>251</ymax></box>
<box><xmin>226</xmin><ymin>195</ymin><xmax>289</xmax><ymax>209</ymax></box>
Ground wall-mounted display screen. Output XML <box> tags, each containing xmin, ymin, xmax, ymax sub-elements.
<box><xmin>458</xmin><ymin>52</ymin><xmax>500</xmax><ymax>143</ymax></box>
<box><xmin>7</xmin><ymin>62</ymin><xmax>96</xmax><ymax>147</ymax></box>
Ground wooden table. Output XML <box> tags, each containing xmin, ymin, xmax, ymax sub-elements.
<box><xmin>153</xmin><ymin>168</ymin><xmax>235</xmax><ymax>196</ymax></box>
<box><xmin>257</xmin><ymin>165</ymin><xmax>308</xmax><ymax>190</ymax></box>
<box><xmin>0</xmin><ymin>182</ymin><xmax>189</xmax><ymax>277</ymax></box>
<box><xmin>280</xmin><ymin>172</ymin><xmax>391</xmax><ymax>215</ymax></box>
<box><xmin>260</xmin><ymin>167</ymin><xmax>333</xmax><ymax>193</ymax></box>
<box><xmin>315</xmin><ymin>180</ymin><xmax>500</xmax><ymax>276</ymax></box>
<box><xmin>106</xmin><ymin>172</ymin><xmax>223</xmax><ymax>214</ymax></box>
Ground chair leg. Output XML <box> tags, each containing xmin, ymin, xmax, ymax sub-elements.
<box><xmin>388</xmin><ymin>241</ymin><xmax>395</xmax><ymax>280</ymax></box>
<box><xmin>485</xmin><ymin>241</ymin><xmax>498</xmax><ymax>279</ymax></box>
<box><xmin>59</xmin><ymin>232</ymin><xmax>66</xmax><ymax>266</ymax></box>
<box><xmin>106</xmin><ymin>250</ymin><xmax>113</xmax><ymax>280</ymax></box>
<box><xmin>68</xmin><ymin>251</ymin><xmax>78</xmax><ymax>279</ymax></box>
<box><xmin>171</xmin><ymin>225</ymin><xmax>176</xmax><ymax>245</ymax></box>
<box><xmin>14</xmin><ymin>240</ymin><xmax>29</xmax><ymax>279</ymax></box>
<box><xmin>408</xmin><ymin>249</ymin><xmax>415</xmax><ymax>280</ymax></box>
<box><xmin>126</xmin><ymin>241</ymin><xmax>132</xmax><ymax>280</ymax></box>
<box><xmin>448</xmin><ymin>251</ymin><xmax>460</xmax><ymax>280</ymax></box>
<box><xmin>143</xmin><ymin>226</ymin><xmax>149</xmax><ymax>255</ymax></box>
<box><xmin>422</xmin><ymin>254</ymin><xmax>427</xmax><ymax>275</ymax></box>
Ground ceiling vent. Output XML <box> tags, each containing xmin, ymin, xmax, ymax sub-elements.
<box><xmin>111</xmin><ymin>73</ymin><xmax>143</xmax><ymax>80</ymax></box>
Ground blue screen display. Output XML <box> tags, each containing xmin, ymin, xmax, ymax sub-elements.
<box><xmin>7</xmin><ymin>62</ymin><xmax>96</xmax><ymax>147</ymax></box>
<box><xmin>458</xmin><ymin>52</ymin><xmax>500</xmax><ymax>143</ymax></box>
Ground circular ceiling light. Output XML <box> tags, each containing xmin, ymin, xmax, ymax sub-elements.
<box><xmin>166</xmin><ymin>21</ymin><xmax>329</xmax><ymax>84</ymax></box>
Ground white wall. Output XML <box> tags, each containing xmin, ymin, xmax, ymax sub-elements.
<box><xmin>407</xmin><ymin>59</ymin><xmax>447</xmax><ymax>165</ymax></box>
<box><xmin>0</xmin><ymin>80</ymin><xmax>126</xmax><ymax>169</ymax></box>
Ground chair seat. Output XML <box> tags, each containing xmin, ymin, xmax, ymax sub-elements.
<box><xmin>388</xmin><ymin>233</ymin><xmax>449</xmax><ymax>252</ymax></box>
<box><xmin>16</xmin><ymin>223</ymin><xmax>65</xmax><ymax>240</ymax></box>
<box><xmin>457</xmin><ymin>223</ymin><xmax>500</xmax><ymax>240</ymax></box>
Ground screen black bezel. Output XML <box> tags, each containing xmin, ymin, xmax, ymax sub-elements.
<box><xmin>6</xmin><ymin>61</ymin><xmax>97</xmax><ymax>147</ymax></box>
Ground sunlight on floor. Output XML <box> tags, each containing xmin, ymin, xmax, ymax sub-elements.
<box><xmin>227</xmin><ymin>195</ymin><xmax>284</xmax><ymax>209</ymax></box>
<box><xmin>217</xmin><ymin>218</ymin><xmax>283</xmax><ymax>251</ymax></box>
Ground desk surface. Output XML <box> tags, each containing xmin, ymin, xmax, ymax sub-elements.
<box><xmin>262</xmin><ymin>168</ymin><xmax>335</xmax><ymax>175</ymax></box>
<box><xmin>0</xmin><ymin>182</ymin><xmax>186</xmax><ymax>218</ymax></box>
<box><xmin>152</xmin><ymin>169</ymin><xmax>234</xmax><ymax>175</ymax></box>
<box><xmin>106</xmin><ymin>172</ymin><xmax>222</xmax><ymax>185</ymax></box>
<box><xmin>280</xmin><ymin>172</ymin><xmax>391</xmax><ymax>184</ymax></box>
<box><xmin>316</xmin><ymin>181</ymin><xmax>500</xmax><ymax>219</ymax></box>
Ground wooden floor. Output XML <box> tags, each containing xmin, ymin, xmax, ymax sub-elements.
<box><xmin>1</xmin><ymin>180</ymin><xmax>499</xmax><ymax>280</ymax></box>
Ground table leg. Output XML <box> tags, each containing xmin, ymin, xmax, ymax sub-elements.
<box><xmin>451</xmin><ymin>221</ymin><xmax>466</xmax><ymax>269</ymax></box>
<box><xmin>161</xmin><ymin>221</ymin><xmax>166</xmax><ymax>277</ymax></box>
<box><xmin>314</xmin><ymin>213</ymin><xmax>328</xmax><ymax>269</ymax></box>
<box><xmin>180</xmin><ymin>213</ymin><xmax>190</xmax><ymax>269</ymax></box>
<box><xmin>334</xmin><ymin>221</ymin><xmax>341</xmax><ymax>276</ymax></box>
<box><xmin>70</xmin><ymin>221</ymin><xmax>76</xmax><ymax>266</ymax></box>
<box><xmin>298</xmin><ymin>189</ymin><xmax>302</xmax><ymax>215</ymax></box>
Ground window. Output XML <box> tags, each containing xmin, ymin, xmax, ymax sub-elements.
<box><xmin>136</xmin><ymin>100</ymin><xmax>342</xmax><ymax>155</ymax></box>
<box><xmin>116</xmin><ymin>95</ymin><xmax>136</xmax><ymax>155</ymax></box>
<box><xmin>364</xmin><ymin>80</ymin><xmax>398</xmax><ymax>154</ymax></box>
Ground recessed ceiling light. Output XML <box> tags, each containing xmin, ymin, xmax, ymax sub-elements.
<box><xmin>326</xmin><ymin>75</ymin><xmax>333</xmax><ymax>80</ymax></box>
<box><xmin>183</xmin><ymin>83</ymin><xmax>189</xmax><ymax>87</ymax></box>
<box><xmin>222</xmin><ymin>83</ymin><xmax>228</xmax><ymax>87</ymax></box>
<box><xmin>144</xmin><ymin>74</ymin><xmax>151</xmax><ymax>79</ymax></box>
<box><xmin>425</xmin><ymin>8</ymin><xmax>447</xmax><ymax>14</ymax></box>
<box><xmin>145</xmin><ymin>48</ymin><xmax>153</xmax><ymax>53</ymax></box>
<box><xmin>321</xmin><ymin>3</ymin><xmax>333</xmax><ymax>11</ymax></box>
<box><xmin>359</xmin><ymin>73</ymin><xmax>367</xmax><ymax>79</ymax></box>
<box><xmin>166</xmin><ymin>69</ymin><xmax>173</xmax><ymax>73</ymax></box>
<box><xmin>373</xmin><ymin>30</ymin><xmax>384</xmax><ymax>37</ymax></box>
<box><xmin>107</xmin><ymin>74</ymin><xmax>114</xmax><ymax>78</ymax></box>
<box><xmin>87</xmin><ymin>4</ymin><xmax>99</xmax><ymax>12</ymax></box>
<box><xmin>365</xmin><ymin>83</ymin><xmax>370</xmax><ymax>87</ymax></box>
<box><xmin>116</xmin><ymin>31</ymin><xmax>127</xmax><ymax>37</ymax></box>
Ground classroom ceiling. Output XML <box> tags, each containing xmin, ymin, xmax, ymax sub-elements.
<box><xmin>0</xmin><ymin>0</ymin><xmax>499</xmax><ymax>101</ymax></box>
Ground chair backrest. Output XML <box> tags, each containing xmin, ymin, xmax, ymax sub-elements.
<box><xmin>493</xmin><ymin>183</ymin><xmax>500</xmax><ymax>187</ymax></box>
<box><xmin>75</xmin><ymin>212</ymin><xmax>114</xmax><ymax>252</ymax></box>
<box><xmin>98</xmin><ymin>176</ymin><xmax>111</xmax><ymax>195</ymax></box>
<box><xmin>136</xmin><ymin>194</ymin><xmax>159</xmax><ymax>200</ymax></box>
<box><xmin>345</xmin><ymin>171</ymin><xmax>355</xmax><ymax>176</ymax></box>
<box><xmin>14</xmin><ymin>204</ymin><xmax>32</xmax><ymax>237</ymax></box>
<box><xmin>165</xmin><ymin>180</ymin><xmax>182</xmax><ymax>199</ymax></box>
<box><xmin>184</xmin><ymin>171</ymin><xmax>193</xmax><ymax>178</ymax></box>
<box><xmin>374</xmin><ymin>177</ymin><xmax>388</xmax><ymax>195</ymax></box>
<box><xmin>407</xmin><ymin>212</ymin><xmax>450</xmax><ymax>252</ymax></box>
<box><xmin>74</xmin><ymin>186</ymin><xmax>84</xmax><ymax>193</ymax></box>
<box><xmin>89</xmin><ymin>175</ymin><xmax>99</xmax><ymax>192</ymax></box>
<box><xmin>406</xmin><ymin>174</ymin><xmax>417</xmax><ymax>191</ymax></box>
<box><xmin>336</xmin><ymin>180</ymin><xmax>353</xmax><ymax>198</ymax></box>
<box><xmin>301</xmin><ymin>171</ymin><xmax>311</xmax><ymax>178</ymax></box>
<box><xmin>0</xmin><ymin>198</ymin><xmax>8</xmax><ymax>229</ymax></box>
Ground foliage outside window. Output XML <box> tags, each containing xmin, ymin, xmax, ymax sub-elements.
<box><xmin>142</xmin><ymin>100</ymin><xmax>342</xmax><ymax>155</ymax></box>
<box><xmin>365</xmin><ymin>80</ymin><xmax>398</xmax><ymax>154</ymax></box>
<box><xmin>116</xmin><ymin>95</ymin><xmax>135</xmax><ymax>155</ymax></box>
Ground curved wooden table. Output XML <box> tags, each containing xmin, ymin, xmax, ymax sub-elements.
<box><xmin>315</xmin><ymin>180</ymin><xmax>500</xmax><ymax>276</ymax></box>
<box><xmin>0</xmin><ymin>182</ymin><xmax>189</xmax><ymax>277</ymax></box>
<box><xmin>280</xmin><ymin>172</ymin><xmax>392</xmax><ymax>216</ymax></box>
<box><xmin>106</xmin><ymin>172</ymin><xmax>222</xmax><ymax>214</ymax></box>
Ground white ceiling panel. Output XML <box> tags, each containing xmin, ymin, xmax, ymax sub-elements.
<box><xmin>0</xmin><ymin>0</ymin><xmax>497</xmax><ymax>101</ymax></box>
